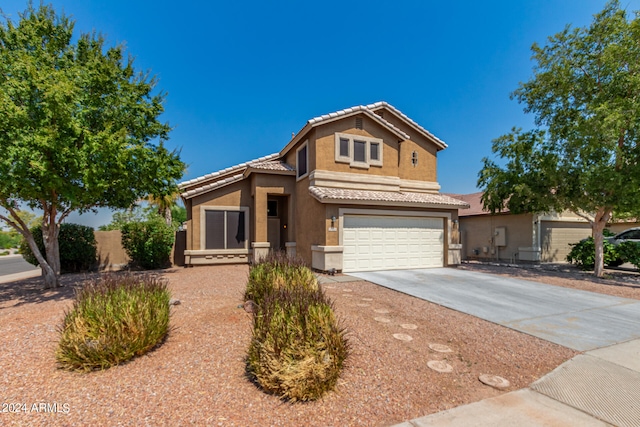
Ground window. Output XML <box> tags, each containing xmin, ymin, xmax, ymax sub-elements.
<box><xmin>354</xmin><ymin>140</ymin><xmax>366</xmax><ymax>163</ymax></box>
<box><xmin>267</xmin><ymin>200</ymin><xmax>278</xmax><ymax>217</ymax></box>
<box><xmin>339</xmin><ymin>137</ymin><xmax>349</xmax><ymax>158</ymax></box>
<box><xmin>203</xmin><ymin>208</ymin><xmax>248</xmax><ymax>250</ymax></box>
<box><xmin>370</xmin><ymin>142</ymin><xmax>380</xmax><ymax>162</ymax></box>
<box><xmin>296</xmin><ymin>141</ymin><xmax>308</xmax><ymax>179</ymax></box>
<box><xmin>334</xmin><ymin>133</ymin><xmax>383</xmax><ymax>168</ymax></box>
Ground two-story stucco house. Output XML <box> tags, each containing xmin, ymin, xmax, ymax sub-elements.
<box><xmin>178</xmin><ymin>102</ymin><xmax>469</xmax><ymax>273</ymax></box>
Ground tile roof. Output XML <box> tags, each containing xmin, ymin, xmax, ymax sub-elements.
<box><xmin>181</xmin><ymin>174</ymin><xmax>245</xmax><ymax>199</ymax></box>
<box><xmin>365</xmin><ymin>101</ymin><xmax>447</xmax><ymax>149</ymax></box>
<box><xmin>309</xmin><ymin>186</ymin><xmax>470</xmax><ymax>208</ymax></box>
<box><xmin>308</xmin><ymin>105</ymin><xmax>410</xmax><ymax>140</ymax></box>
<box><xmin>178</xmin><ymin>153</ymin><xmax>280</xmax><ymax>189</ymax></box>
<box><xmin>249</xmin><ymin>160</ymin><xmax>295</xmax><ymax>171</ymax></box>
<box><xmin>445</xmin><ymin>192</ymin><xmax>508</xmax><ymax>216</ymax></box>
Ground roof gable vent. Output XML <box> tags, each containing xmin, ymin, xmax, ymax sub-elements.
<box><xmin>355</xmin><ymin>117</ymin><xmax>363</xmax><ymax>129</ymax></box>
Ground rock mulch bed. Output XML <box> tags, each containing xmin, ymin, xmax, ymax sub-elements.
<box><xmin>0</xmin><ymin>264</ymin><xmax>581</xmax><ymax>426</ymax></box>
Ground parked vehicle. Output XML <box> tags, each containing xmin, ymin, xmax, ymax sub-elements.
<box><xmin>606</xmin><ymin>228</ymin><xmax>640</xmax><ymax>267</ymax></box>
<box><xmin>607</xmin><ymin>227</ymin><xmax>640</xmax><ymax>246</ymax></box>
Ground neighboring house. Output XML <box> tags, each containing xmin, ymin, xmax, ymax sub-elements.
<box><xmin>178</xmin><ymin>102</ymin><xmax>469</xmax><ymax>273</ymax></box>
<box><xmin>450</xmin><ymin>192</ymin><xmax>639</xmax><ymax>263</ymax></box>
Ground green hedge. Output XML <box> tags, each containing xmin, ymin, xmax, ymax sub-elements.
<box><xmin>121</xmin><ymin>215</ymin><xmax>174</xmax><ymax>270</ymax></box>
<box><xmin>20</xmin><ymin>223</ymin><xmax>97</xmax><ymax>273</ymax></box>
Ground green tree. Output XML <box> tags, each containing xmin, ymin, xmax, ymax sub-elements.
<box><xmin>0</xmin><ymin>3</ymin><xmax>184</xmax><ymax>288</ymax></box>
<box><xmin>478</xmin><ymin>1</ymin><xmax>640</xmax><ymax>277</ymax></box>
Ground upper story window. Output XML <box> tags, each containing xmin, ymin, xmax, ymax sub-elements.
<box><xmin>296</xmin><ymin>140</ymin><xmax>309</xmax><ymax>179</ymax></box>
<box><xmin>334</xmin><ymin>133</ymin><xmax>383</xmax><ymax>169</ymax></box>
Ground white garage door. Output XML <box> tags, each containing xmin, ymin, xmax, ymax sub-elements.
<box><xmin>342</xmin><ymin>215</ymin><xmax>444</xmax><ymax>272</ymax></box>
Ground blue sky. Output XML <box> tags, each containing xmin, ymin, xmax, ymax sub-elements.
<box><xmin>3</xmin><ymin>0</ymin><xmax>640</xmax><ymax>227</ymax></box>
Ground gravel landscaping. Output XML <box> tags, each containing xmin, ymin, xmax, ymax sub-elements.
<box><xmin>3</xmin><ymin>262</ymin><xmax>633</xmax><ymax>426</ymax></box>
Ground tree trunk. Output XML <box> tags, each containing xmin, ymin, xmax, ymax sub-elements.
<box><xmin>164</xmin><ymin>207</ymin><xmax>172</xmax><ymax>227</ymax></box>
<box><xmin>41</xmin><ymin>221</ymin><xmax>61</xmax><ymax>287</ymax></box>
<box><xmin>592</xmin><ymin>208</ymin><xmax>612</xmax><ymax>278</ymax></box>
<box><xmin>23</xmin><ymin>232</ymin><xmax>58</xmax><ymax>289</ymax></box>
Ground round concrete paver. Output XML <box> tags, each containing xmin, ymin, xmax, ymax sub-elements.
<box><xmin>427</xmin><ymin>360</ymin><xmax>453</xmax><ymax>373</ymax></box>
<box><xmin>393</xmin><ymin>333</ymin><xmax>413</xmax><ymax>342</ymax></box>
<box><xmin>374</xmin><ymin>317</ymin><xmax>391</xmax><ymax>323</ymax></box>
<box><xmin>342</xmin><ymin>288</ymin><xmax>352</xmax><ymax>292</ymax></box>
<box><xmin>324</xmin><ymin>285</ymin><xmax>336</xmax><ymax>289</ymax></box>
<box><xmin>479</xmin><ymin>374</ymin><xmax>510</xmax><ymax>389</ymax></box>
<box><xmin>357</xmin><ymin>303</ymin><xmax>370</xmax><ymax>307</ymax></box>
<box><xmin>342</xmin><ymin>294</ymin><xmax>353</xmax><ymax>297</ymax></box>
<box><xmin>374</xmin><ymin>308</ymin><xmax>390</xmax><ymax>314</ymax></box>
<box><xmin>361</xmin><ymin>297</ymin><xmax>373</xmax><ymax>301</ymax></box>
<box><xmin>429</xmin><ymin>343</ymin><xmax>453</xmax><ymax>353</ymax></box>
<box><xmin>400</xmin><ymin>323</ymin><xmax>418</xmax><ymax>330</ymax></box>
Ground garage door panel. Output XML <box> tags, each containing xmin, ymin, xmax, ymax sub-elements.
<box><xmin>343</xmin><ymin>214</ymin><xmax>443</xmax><ymax>272</ymax></box>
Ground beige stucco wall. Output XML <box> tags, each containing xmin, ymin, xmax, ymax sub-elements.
<box><xmin>293</xmin><ymin>175</ymin><xmax>326</xmax><ymax>262</ymax></box>
<box><xmin>188</xmin><ymin>180</ymin><xmax>252</xmax><ymax>250</ymax></box>
<box><xmin>314</xmin><ymin>117</ymin><xmax>398</xmax><ymax>176</ymax></box>
<box><xmin>460</xmin><ymin>213</ymin><xmax>535</xmax><ymax>261</ymax></box>
<box><xmin>95</xmin><ymin>230</ymin><xmax>128</xmax><ymax>269</ymax></box>
<box><xmin>397</xmin><ymin>138</ymin><xmax>437</xmax><ymax>182</ymax></box>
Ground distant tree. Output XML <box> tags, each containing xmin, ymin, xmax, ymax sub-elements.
<box><xmin>98</xmin><ymin>207</ymin><xmax>148</xmax><ymax>231</ymax></box>
<box><xmin>146</xmin><ymin>186</ymin><xmax>182</xmax><ymax>227</ymax></box>
<box><xmin>171</xmin><ymin>205</ymin><xmax>187</xmax><ymax>228</ymax></box>
<box><xmin>478</xmin><ymin>0</ymin><xmax>640</xmax><ymax>277</ymax></box>
<box><xmin>0</xmin><ymin>3</ymin><xmax>184</xmax><ymax>288</ymax></box>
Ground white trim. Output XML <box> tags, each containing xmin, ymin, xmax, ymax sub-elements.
<box><xmin>200</xmin><ymin>206</ymin><xmax>250</xmax><ymax>251</ymax></box>
<box><xmin>296</xmin><ymin>140</ymin><xmax>309</xmax><ymax>181</ymax></box>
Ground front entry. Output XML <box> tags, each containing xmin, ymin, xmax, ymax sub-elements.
<box><xmin>267</xmin><ymin>196</ymin><xmax>288</xmax><ymax>251</ymax></box>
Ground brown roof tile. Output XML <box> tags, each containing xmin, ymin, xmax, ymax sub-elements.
<box><xmin>310</xmin><ymin>186</ymin><xmax>470</xmax><ymax>208</ymax></box>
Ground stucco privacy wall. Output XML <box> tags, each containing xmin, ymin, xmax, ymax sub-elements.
<box><xmin>95</xmin><ymin>230</ymin><xmax>128</xmax><ymax>269</ymax></box>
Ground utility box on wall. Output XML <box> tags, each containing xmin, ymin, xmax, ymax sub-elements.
<box><xmin>494</xmin><ymin>227</ymin><xmax>507</xmax><ymax>247</ymax></box>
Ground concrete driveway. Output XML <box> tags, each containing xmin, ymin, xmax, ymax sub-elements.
<box><xmin>350</xmin><ymin>268</ymin><xmax>640</xmax><ymax>351</ymax></box>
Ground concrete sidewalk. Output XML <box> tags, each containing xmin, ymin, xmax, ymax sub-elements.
<box><xmin>394</xmin><ymin>338</ymin><xmax>640</xmax><ymax>426</ymax></box>
<box><xmin>0</xmin><ymin>268</ymin><xmax>42</xmax><ymax>284</ymax></box>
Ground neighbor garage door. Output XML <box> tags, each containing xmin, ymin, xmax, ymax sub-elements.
<box><xmin>342</xmin><ymin>215</ymin><xmax>443</xmax><ymax>272</ymax></box>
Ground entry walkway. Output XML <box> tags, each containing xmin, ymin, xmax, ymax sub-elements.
<box><xmin>350</xmin><ymin>268</ymin><xmax>640</xmax><ymax>351</ymax></box>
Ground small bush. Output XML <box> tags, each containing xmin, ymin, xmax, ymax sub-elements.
<box><xmin>617</xmin><ymin>241</ymin><xmax>640</xmax><ymax>269</ymax></box>
<box><xmin>0</xmin><ymin>231</ymin><xmax>21</xmax><ymax>249</ymax></box>
<box><xmin>121</xmin><ymin>215</ymin><xmax>174</xmax><ymax>269</ymax></box>
<box><xmin>566</xmin><ymin>231</ymin><xmax>620</xmax><ymax>269</ymax></box>
<box><xmin>56</xmin><ymin>274</ymin><xmax>171</xmax><ymax>371</ymax></box>
<box><xmin>245</xmin><ymin>255</ymin><xmax>348</xmax><ymax>402</ymax></box>
<box><xmin>20</xmin><ymin>223</ymin><xmax>97</xmax><ymax>273</ymax></box>
<box><xmin>247</xmin><ymin>287</ymin><xmax>349</xmax><ymax>402</ymax></box>
<box><xmin>245</xmin><ymin>251</ymin><xmax>318</xmax><ymax>306</ymax></box>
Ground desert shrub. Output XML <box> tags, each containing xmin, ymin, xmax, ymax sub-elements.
<box><xmin>246</xmin><ymin>286</ymin><xmax>349</xmax><ymax>402</ymax></box>
<box><xmin>56</xmin><ymin>274</ymin><xmax>171</xmax><ymax>371</ymax></box>
<box><xmin>20</xmin><ymin>223</ymin><xmax>97</xmax><ymax>273</ymax></box>
<box><xmin>245</xmin><ymin>255</ymin><xmax>348</xmax><ymax>401</ymax></box>
<box><xmin>617</xmin><ymin>241</ymin><xmax>640</xmax><ymax>269</ymax></box>
<box><xmin>245</xmin><ymin>251</ymin><xmax>318</xmax><ymax>306</ymax></box>
<box><xmin>121</xmin><ymin>215</ymin><xmax>174</xmax><ymax>269</ymax></box>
